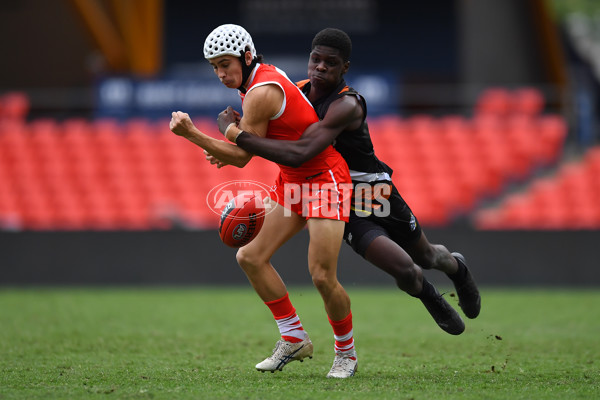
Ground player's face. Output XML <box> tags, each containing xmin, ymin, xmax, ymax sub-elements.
<box><xmin>308</xmin><ymin>45</ymin><xmax>349</xmax><ymax>91</ymax></box>
<box><xmin>208</xmin><ymin>55</ymin><xmax>243</xmax><ymax>89</ymax></box>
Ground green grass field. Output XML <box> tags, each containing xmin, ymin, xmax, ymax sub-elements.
<box><xmin>0</xmin><ymin>286</ymin><xmax>598</xmax><ymax>399</ymax></box>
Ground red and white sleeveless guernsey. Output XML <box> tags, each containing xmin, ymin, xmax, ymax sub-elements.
<box><xmin>240</xmin><ymin>64</ymin><xmax>352</xmax><ymax>221</ymax></box>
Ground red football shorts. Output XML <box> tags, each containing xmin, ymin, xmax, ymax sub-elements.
<box><xmin>270</xmin><ymin>166</ymin><xmax>352</xmax><ymax>222</ymax></box>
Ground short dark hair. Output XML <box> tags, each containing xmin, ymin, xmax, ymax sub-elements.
<box><xmin>311</xmin><ymin>28</ymin><xmax>352</xmax><ymax>62</ymax></box>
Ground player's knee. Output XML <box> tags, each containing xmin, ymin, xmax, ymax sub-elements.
<box><xmin>312</xmin><ymin>276</ymin><xmax>335</xmax><ymax>294</ymax></box>
<box><xmin>388</xmin><ymin>261</ymin><xmax>422</xmax><ymax>293</ymax></box>
<box><xmin>310</xmin><ymin>268</ymin><xmax>336</xmax><ymax>293</ymax></box>
<box><xmin>236</xmin><ymin>247</ymin><xmax>260</xmax><ymax>270</ymax></box>
<box><xmin>399</xmin><ymin>263</ymin><xmax>421</xmax><ymax>281</ymax></box>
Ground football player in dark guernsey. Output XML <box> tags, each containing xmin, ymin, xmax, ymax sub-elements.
<box><xmin>218</xmin><ymin>28</ymin><xmax>481</xmax><ymax>335</ymax></box>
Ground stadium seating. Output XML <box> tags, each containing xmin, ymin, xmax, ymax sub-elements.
<box><xmin>368</xmin><ymin>89</ymin><xmax>568</xmax><ymax>226</ymax></box>
<box><xmin>474</xmin><ymin>146</ymin><xmax>600</xmax><ymax>230</ymax></box>
<box><xmin>0</xmin><ymin>88</ymin><xmax>576</xmax><ymax>230</ymax></box>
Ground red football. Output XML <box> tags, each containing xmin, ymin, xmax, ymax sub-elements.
<box><xmin>219</xmin><ymin>194</ymin><xmax>265</xmax><ymax>248</ymax></box>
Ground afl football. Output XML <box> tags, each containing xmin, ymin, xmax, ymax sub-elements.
<box><xmin>219</xmin><ymin>194</ymin><xmax>265</xmax><ymax>248</ymax></box>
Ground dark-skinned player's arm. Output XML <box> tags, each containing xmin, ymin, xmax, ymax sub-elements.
<box><xmin>218</xmin><ymin>95</ymin><xmax>363</xmax><ymax>168</ymax></box>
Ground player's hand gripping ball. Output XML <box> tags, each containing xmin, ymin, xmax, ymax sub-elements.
<box><xmin>219</xmin><ymin>194</ymin><xmax>265</xmax><ymax>247</ymax></box>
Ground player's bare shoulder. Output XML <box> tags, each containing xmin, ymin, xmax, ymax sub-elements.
<box><xmin>244</xmin><ymin>84</ymin><xmax>284</xmax><ymax>120</ymax></box>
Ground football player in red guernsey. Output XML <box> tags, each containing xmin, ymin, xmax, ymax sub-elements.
<box><xmin>169</xmin><ymin>24</ymin><xmax>357</xmax><ymax>378</ymax></box>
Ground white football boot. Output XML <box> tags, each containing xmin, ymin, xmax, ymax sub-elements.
<box><xmin>255</xmin><ymin>335</ymin><xmax>313</xmax><ymax>373</ymax></box>
<box><xmin>326</xmin><ymin>349</ymin><xmax>358</xmax><ymax>378</ymax></box>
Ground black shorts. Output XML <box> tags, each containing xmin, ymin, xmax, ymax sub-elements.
<box><xmin>343</xmin><ymin>183</ymin><xmax>422</xmax><ymax>257</ymax></box>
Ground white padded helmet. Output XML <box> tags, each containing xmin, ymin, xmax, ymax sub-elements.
<box><xmin>204</xmin><ymin>24</ymin><xmax>257</xmax><ymax>60</ymax></box>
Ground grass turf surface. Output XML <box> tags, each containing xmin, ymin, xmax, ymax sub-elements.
<box><xmin>0</xmin><ymin>287</ymin><xmax>598</xmax><ymax>399</ymax></box>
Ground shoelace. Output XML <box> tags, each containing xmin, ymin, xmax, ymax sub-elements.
<box><xmin>270</xmin><ymin>341</ymin><xmax>287</xmax><ymax>356</ymax></box>
<box><xmin>332</xmin><ymin>354</ymin><xmax>354</xmax><ymax>367</ymax></box>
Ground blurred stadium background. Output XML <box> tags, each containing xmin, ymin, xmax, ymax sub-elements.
<box><xmin>1</xmin><ymin>0</ymin><xmax>599</xmax><ymax>286</ymax></box>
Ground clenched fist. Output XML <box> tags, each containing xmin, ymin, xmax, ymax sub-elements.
<box><xmin>170</xmin><ymin>111</ymin><xmax>196</xmax><ymax>138</ymax></box>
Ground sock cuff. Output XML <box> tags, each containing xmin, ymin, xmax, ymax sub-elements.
<box><xmin>328</xmin><ymin>312</ymin><xmax>353</xmax><ymax>336</ymax></box>
<box><xmin>265</xmin><ymin>292</ymin><xmax>296</xmax><ymax>319</ymax></box>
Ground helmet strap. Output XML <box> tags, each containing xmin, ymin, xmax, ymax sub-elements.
<box><xmin>237</xmin><ymin>52</ymin><xmax>258</xmax><ymax>94</ymax></box>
